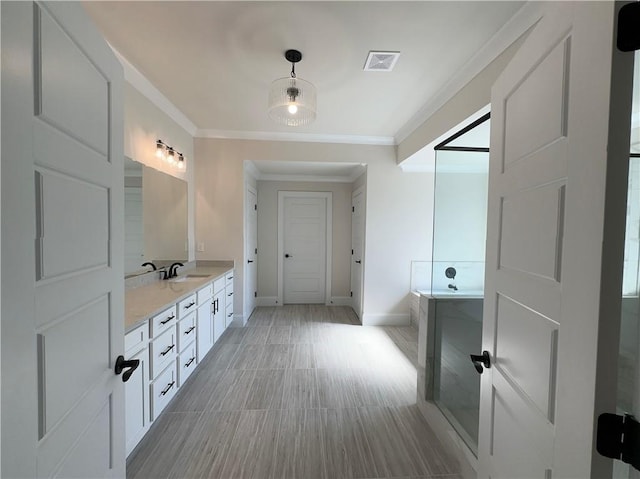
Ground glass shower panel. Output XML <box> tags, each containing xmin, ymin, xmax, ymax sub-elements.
<box><xmin>431</xmin><ymin>149</ymin><xmax>489</xmax><ymax>295</ymax></box>
<box><xmin>433</xmin><ymin>298</ymin><xmax>483</xmax><ymax>456</ymax></box>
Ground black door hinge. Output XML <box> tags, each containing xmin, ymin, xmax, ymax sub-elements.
<box><xmin>352</xmin><ymin>206</ymin><xmax>355</xmax><ymax>212</ymax></box>
<box><xmin>617</xmin><ymin>2</ymin><xmax>640</xmax><ymax>52</ymax></box>
<box><xmin>350</xmin><ymin>291</ymin><xmax>353</xmax><ymax>297</ymax></box>
<box><xmin>597</xmin><ymin>413</ymin><xmax>640</xmax><ymax>471</ymax></box>
<box><xmin>351</xmin><ymin>249</ymin><xmax>354</xmax><ymax>255</ymax></box>
<box><xmin>254</xmin><ymin>291</ymin><xmax>257</xmax><ymax>298</ymax></box>
<box><xmin>254</xmin><ymin>204</ymin><xmax>257</xmax><ymax>210</ymax></box>
<box><xmin>255</xmin><ymin>247</ymin><xmax>258</xmax><ymax>254</ymax></box>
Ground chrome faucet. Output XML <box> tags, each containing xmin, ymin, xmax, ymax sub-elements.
<box><xmin>448</xmin><ymin>283</ymin><xmax>458</xmax><ymax>292</ymax></box>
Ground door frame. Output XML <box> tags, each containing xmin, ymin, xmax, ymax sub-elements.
<box><xmin>351</xmin><ymin>185</ymin><xmax>366</xmax><ymax>320</ymax></box>
<box><xmin>277</xmin><ymin>191</ymin><xmax>332</xmax><ymax>305</ymax></box>
<box><xmin>244</xmin><ymin>183</ymin><xmax>258</xmax><ymax>323</ymax></box>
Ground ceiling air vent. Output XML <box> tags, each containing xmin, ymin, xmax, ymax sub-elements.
<box><xmin>363</xmin><ymin>51</ymin><xmax>400</xmax><ymax>72</ymax></box>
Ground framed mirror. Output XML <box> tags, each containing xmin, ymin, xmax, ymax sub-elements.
<box><xmin>124</xmin><ymin>157</ymin><xmax>188</xmax><ymax>275</ymax></box>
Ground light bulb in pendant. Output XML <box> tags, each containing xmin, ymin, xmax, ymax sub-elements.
<box><xmin>177</xmin><ymin>154</ymin><xmax>185</xmax><ymax>170</ymax></box>
<box><xmin>166</xmin><ymin>147</ymin><xmax>175</xmax><ymax>164</ymax></box>
<box><xmin>288</xmin><ymin>103</ymin><xmax>298</xmax><ymax>115</ymax></box>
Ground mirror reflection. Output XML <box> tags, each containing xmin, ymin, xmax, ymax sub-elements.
<box><xmin>124</xmin><ymin>157</ymin><xmax>188</xmax><ymax>275</ymax></box>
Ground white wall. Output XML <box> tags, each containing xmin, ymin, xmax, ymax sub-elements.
<box><xmin>195</xmin><ymin>138</ymin><xmax>433</xmax><ymax>325</ymax></box>
<box><xmin>256</xmin><ymin>180</ymin><xmax>353</xmax><ymax>300</ymax></box>
<box><xmin>123</xmin><ymin>83</ymin><xmax>195</xmax><ymax>262</ymax></box>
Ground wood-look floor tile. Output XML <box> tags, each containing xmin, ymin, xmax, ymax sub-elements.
<box><xmin>202</xmin><ymin>342</ymin><xmax>241</xmax><ymax>370</ymax></box>
<box><xmin>289</xmin><ymin>325</ymin><xmax>313</xmax><ymax>344</ymax></box>
<box><xmin>274</xmin><ymin>409</ymin><xmax>326</xmax><ymax>479</ymax></box>
<box><xmin>282</xmin><ymin>369</ymin><xmax>319</xmax><ymax>409</ymax></box>
<box><xmin>266</xmin><ymin>325</ymin><xmax>291</xmax><ymax>344</ymax></box>
<box><xmin>229</xmin><ymin>344</ymin><xmax>265</xmax><ymax>370</ymax></box>
<box><xmin>290</xmin><ymin>343</ymin><xmax>316</xmax><ymax>368</ymax></box>
<box><xmin>244</xmin><ymin>369</ymin><xmax>286</xmax><ymax>410</ymax></box>
<box><xmin>259</xmin><ymin>343</ymin><xmax>293</xmax><ymax>369</ymax></box>
<box><xmin>218</xmin><ymin>409</ymin><xmax>281</xmax><ymax>479</ymax></box>
<box><xmin>218</xmin><ymin>327</ymin><xmax>248</xmax><ymax>345</ymax></box>
<box><xmin>340</xmin><ymin>407</ymin><xmax>385</xmax><ymax>479</ymax></box>
<box><xmin>320</xmin><ymin>408</ymin><xmax>351</xmax><ymax>479</ymax></box>
<box><xmin>247</xmin><ymin>307</ymin><xmax>275</xmax><ymax>326</ymax></box>
<box><xmin>127</xmin><ymin>412</ymin><xmax>202</xmax><ymax>479</ymax></box>
<box><xmin>167</xmin><ymin>367</ymin><xmax>226</xmax><ymax>413</ymax></box>
<box><xmin>240</xmin><ymin>326</ymin><xmax>270</xmax><ymax>345</ymax></box>
<box><xmin>167</xmin><ymin>410</ymin><xmax>241</xmax><ymax>478</ymax></box>
<box><xmin>206</xmin><ymin>369</ymin><xmax>256</xmax><ymax>411</ymax></box>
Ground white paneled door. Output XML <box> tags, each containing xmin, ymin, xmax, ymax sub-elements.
<box><xmin>280</xmin><ymin>192</ymin><xmax>331</xmax><ymax>304</ymax></box>
<box><xmin>1</xmin><ymin>2</ymin><xmax>125</xmax><ymax>477</ymax></box>
<box><xmin>478</xmin><ymin>2</ymin><xmax>634</xmax><ymax>478</ymax></box>
<box><xmin>351</xmin><ymin>187</ymin><xmax>365</xmax><ymax>321</ymax></box>
<box><xmin>245</xmin><ymin>186</ymin><xmax>258</xmax><ymax>319</ymax></box>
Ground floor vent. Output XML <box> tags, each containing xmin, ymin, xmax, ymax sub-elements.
<box><xmin>363</xmin><ymin>51</ymin><xmax>401</xmax><ymax>72</ymax></box>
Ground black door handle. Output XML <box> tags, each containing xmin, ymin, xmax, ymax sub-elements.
<box><xmin>470</xmin><ymin>351</ymin><xmax>491</xmax><ymax>374</ymax></box>
<box><xmin>114</xmin><ymin>355</ymin><xmax>140</xmax><ymax>383</ymax></box>
<box><xmin>247</xmin><ymin>260</ymin><xmax>254</xmax><ymax>263</ymax></box>
<box><xmin>285</xmin><ymin>254</ymin><xmax>292</xmax><ymax>258</ymax></box>
<box><xmin>355</xmin><ymin>260</ymin><xmax>362</xmax><ymax>264</ymax></box>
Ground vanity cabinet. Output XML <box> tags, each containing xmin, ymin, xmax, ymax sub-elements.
<box><xmin>124</xmin><ymin>267</ymin><xmax>233</xmax><ymax>456</ymax></box>
<box><xmin>196</xmin><ymin>284</ymin><xmax>214</xmax><ymax>362</ymax></box>
<box><xmin>124</xmin><ymin>323</ymin><xmax>149</xmax><ymax>456</ymax></box>
<box><xmin>225</xmin><ymin>271</ymin><xmax>234</xmax><ymax>328</ymax></box>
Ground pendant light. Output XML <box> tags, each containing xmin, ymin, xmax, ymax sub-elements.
<box><xmin>268</xmin><ymin>49</ymin><xmax>317</xmax><ymax>126</ymax></box>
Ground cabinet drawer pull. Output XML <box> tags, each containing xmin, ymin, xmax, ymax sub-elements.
<box><xmin>160</xmin><ymin>314</ymin><xmax>175</xmax><ymax>325</ymax></box>
<box><xmin>160</xmin><ymin>344</ymin><xmax>175</xmax><ymax>356</ymax></box>
<box><xmin>228</xmin><ymin>313</ymin><xmax>233</xmax><ymax>318</ymax></box>
<box><xmin>227</xmin><ymin>292</ymin><xmax>233</xmax><ymax>297</ymax></box>
<box><xmin>227</xmin><ymin>276</ymin><xmax>233</xmax><ymax>280</ymax></box>
<box><xmin>184</xmin><ymin>301</ymin><xmax>196</xmax><ymax>310</ymax></box>
<box><xmin>160</xmin><ymin>381</ymin><xmax>175</xmax><ymax>396</ymax></box>
<box><xmin>185</xmin><ymin>357</ymin><xmax>195</xmax><ymax>368</ymax></box>
<box><xmin>184</xmin><ymin>326</ymin><xmax>196</xmax><ymax>335</ymax></box>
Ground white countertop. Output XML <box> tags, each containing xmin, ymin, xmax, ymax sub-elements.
<box><xmin>125</xmin><ymin>266</ymin><xmax>233</xmax><ymax>332</ymax></box>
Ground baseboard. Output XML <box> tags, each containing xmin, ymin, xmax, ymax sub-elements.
<box><xmin>256</xmin><ymin>296</ymin><xmax>279</xmax><ymax>307</ymax></box>
<box><xmin>361</xmin><ymin>313</ymin><xmax>411</xmax><ymax>326</ymax></box>
<box><xmin>328</xmin><ymin>296</ymin><xmax>352</xmax><ymax>306</ymax></box>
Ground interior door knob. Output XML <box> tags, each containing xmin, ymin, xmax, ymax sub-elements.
<box><xmin>355</xmin><ymin>260</ymin><xmax>362</xmax><ymax>264</ymax></box>
<box><xmin>114</xmin><ymin>355</ymin><xmax>140</xmax><ymax>383</ymax></box>
<box><xmin>470</xmin><ymin>351</ymin><xmax>491</xmax><ymax>374</ymax></box>
<box><xmin>285</xmin><ymin>254</ymin><xmax>292</xmax><ymax>258</ymax></box>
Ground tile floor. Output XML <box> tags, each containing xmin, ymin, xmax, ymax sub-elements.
<box><xmin>127</xmin><ymin>305</ymin><xmax>461</xmax><ymax>479</ymax></box>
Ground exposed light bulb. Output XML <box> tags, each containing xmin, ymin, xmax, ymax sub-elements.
<box><xmin>155</xmin><ymin>140</ymin><xmax>164</xmax><ymax>159</ymax></box>
<box><xmin>177</xmin><ymin>154</ymin><xmax>185</xmax><ymax>170</ymax></box>
<box><xmin>288</xmin><ymin>104</ymin><xmax>298</xmax><ymax>115</ymax></box>
<box><xmin>167</xmin><ymin>148</ymin><xmax>175</xmax><ymax>164</ymax></box>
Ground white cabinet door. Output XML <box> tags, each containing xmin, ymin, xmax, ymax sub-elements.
<box><xmin>196</xmin><ymin>301</ymin><xmax>213</xmax><ymax>362</ymax></box>
<box><xmin>478</xmin><ymin>2</ymin><xmax>634</xmax><ymax>478</ymax></box>
<box><xmin>1</xmin><ymin>2</ymin><xmax>125</xmax><ymax>477</ymax></box>
<box><xmin>213</xmin><ymin>290</ymin><xmax>226</xmax><ymax>343</ymax></box>
<box><xmin>125</xmin><ymin>347</ymin><xmax>148</xmax><ymax>456</ymax></box>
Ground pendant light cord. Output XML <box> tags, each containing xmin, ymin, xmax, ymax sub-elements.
<box><xmin>290</xmin><ymin>62</ymin><xmax>296</xmax><ymax>78</ymax></box>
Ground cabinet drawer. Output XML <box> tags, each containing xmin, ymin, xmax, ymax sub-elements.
<box><xmin>197</xmin><ymin>283</ymin><xmax>213</xmax><ymax>304</ymax></box>
<box><xmin>125</xmin><ymin>323</ymin><xmax>148</xmax><ymax>355</ymax></box>
<box><xmin>225</xmin><ymin>286</ymin><xmax>234</xmax><ymax>309</ymax></box>
<box><xmin>177</xmin><ymin>312</ymin><xmax>197</xmax><ymax>352</ymax></box>
<box><xmin>150</xmin><ymin>362</ymin><xmax>177</xmax><ymax>421</ymax></box>
<box><xmin>150</xmin><ymin>327</ymin><xmax>177</xmax><ymax>379</ymax></box>
<box><xmin>178</xmin><ymin>344</ymin><xmax>197</xmax><ymax>387</ymax></box>
<box><xmin>225</xmin><ymin>271</ymin><xmax>234</xmax><ymax>287</ymax></box>
<box><xmin>150</xmin><ymin>306</ymin><xmax>177</xmax><ymax>338</ymax></box>
<box><xmin>177</xmin><ymin>293</ymin><xmax>197</xmax><ymax>318</ymax></box>
<box><xmin>226</xmin><ymin>309</ymin><xmax>234</xmax><ymax>328</ymax></box>
<box><xmin>213</xmin><ymin>277</ymin><xmax>225</xmax><ymax>294</ymax></box>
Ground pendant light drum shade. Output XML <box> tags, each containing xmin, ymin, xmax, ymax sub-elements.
<box><xmin>268</xmin><ymin>77</ymin><xmax>316</xmax><ymax>126</ymax></box>
<box><xmin>268</xmin><ymin>50</ymin><xmax>316</xmax><ymax>127</ymax></box>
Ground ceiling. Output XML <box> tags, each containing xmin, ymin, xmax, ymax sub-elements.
<box><xmin>83</xmin><ymin>1</ymin><xmax>525</xmax><ymax>145</ymax></box>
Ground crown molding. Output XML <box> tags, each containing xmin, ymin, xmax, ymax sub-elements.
<box><xmin>394</xmin><ymin>1</ymin><xmax>543</xmax><ymax>144</ymax></box>
<box><xmin>196</xmin><ymin>128</ymin><xmax>396</xmax><ymax>146</ymax></box>
<box><xmin>111</xmin><ymin>46</ymin><xmax>198</xmax><ymax>137</ymax></box>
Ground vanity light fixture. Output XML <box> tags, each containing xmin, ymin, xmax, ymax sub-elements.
<box><xmin>268</xmin><ymin>49</ymin><xmax>317</xmax><ymax>126</ymax></box>
<box><xmin>154</xmin><ymin>139</ymin><xmax>186</xmax><ymax>171</ymax></box>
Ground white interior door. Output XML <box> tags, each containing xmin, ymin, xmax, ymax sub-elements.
<box><xmin>280</xmin><ymin>192</ymin><xmax>330</xmax><ymax>304</ymax></box>
<box><xmin>478</xmin><ymin>2</ymin><xmax>634</xmax><ymax>478</ymax></box>
<box><xmin>351</xmin><ymin>187</ymin><xmax>365</xmax><ymax>321</ymax></box>
<box><xmin>1</xmin><ymin>2</ymin><xmax>125</xmax><ymax>477</ymax></box>
<box><xmin>245</xmin><ymin>186</ymin><xmax>258</xmax><ymax>320</ymax></box>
